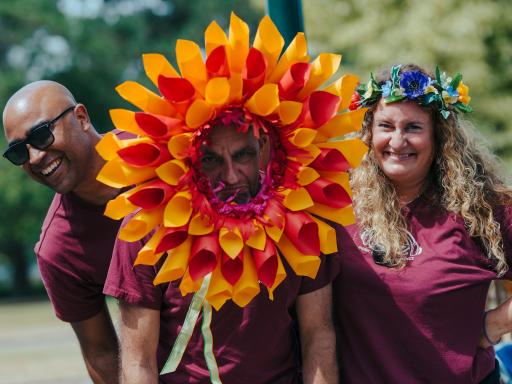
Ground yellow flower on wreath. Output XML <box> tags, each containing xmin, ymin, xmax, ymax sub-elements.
<box><xmin>95</xmin><ymin>12</ymin><xmax>367</xmax><ymax>310</ymax></box>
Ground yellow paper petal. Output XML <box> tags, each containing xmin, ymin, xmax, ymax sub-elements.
<box><xmin>116</xmin><ymin>81</ymin><xmax>175</xmax><ymax>116</ymax></box>
<box><xmin>206</xmin><ymin>262</ymin><xmax>233</xmax><ymax>310</ymax></box>
<box><xmin>168</xmin><ymin>133</ymin><xmax>193</xmax><ymax>159</ymax></box>
<box><xmin>253</xmin><ymin>15</ymin><xmax>284</xmax><ymax>76</ymax></box>
<box><xmin>155</xmin><ymin>159</ymin><xmax>188</xmax><ymax>186</ymax></box>
<box><xmin>187</xmin><ymin>214</ymin><xmax>214</xmax><ymax>236</ymax></box>
<box><xmin>228</xmin><ymin>12</ymin><xmax>250</xmax><ymax>74</ymax></box>
<box><xmin>205</xmin><ymin>20</ymin><xmax>229</xmax><ymax>56</ymax></box>
<box><xmin>269</xmin><ymin>32</ymin><xmax>309</xmax><ymax>83</ymax></box>
<box><xmin>185</xmin><ymin>99</ymin><xmax>214</xmax><ymax>129</ymax></box>
<box><xmin>268</xmin><ymin>253</ymin><xmax>286</xmax><ymax>300</ymax></box>
<box><xmin>317</xmin><ymin>139</ymin><xmax>368</xmax><ymax>168</ymax></box>
<box><xmin>205</xmin><ymin>77</ymin><xmax>231</xmax><ymax>107</ymax></box>
<box><xmin>278</xmin><ymin>101</ymin><xmax>303</xmax><ymax>125</ymax></box>
<box><xmin>245</xmin><ymin>222</ymin><xmax>266</xmax><ymax>251</ymax></box>
<box><xmin>298</xmin><ymin>53</ymin><xmax>342</xmax><ymax>99</ymax></box>
<box><xmin>164</xmin><ymin>191</ymin><xmax>192</xmax><ymax>228</ymax></box>
<box><xmin>119</xmin><ymin>207</ymin><xmax>164</xmax><ymax>242</ymax></box>
<box><xmin>104</xmin><ymin>192</ymin><xmax>137</xmax><ymax>220</ymax></box>
<box><xmin>282</xmin><ymin>187</ymin><xmax>314</xmax><ymax>211</ymax></box>
<box><xmin>154</xmin><ymin>236</ymin><xmax>192</xmax><ymax>284</ymax></box>
<box><xmin>95</xmin><ymin>132</ymin><xmax>122</xmax><ymax>161</ymax></box>
<box><xmin>143</xmin><ymin>53</ymin><xmax>180</xmax><ymax>88</ymax></box>
<box><xmin>232</xmin><ymin>247</ymin><xmax>260</xmax><ymax>307</ymax></box>
<box><xmin>323</xmin><ymin>74</ymin><xmax>359</xmax><ymax>110</ymax></box>
<box><xmin>245</xmin><ymin>83</ymin><xmax>279</xmax><ymax>116</ymax></box>
<box><xmin>277</xmin><ymin>234</ymin><xmax>321</xmax><ymax>278</ymax></box>
<box><xmin>307</xmin><ymin>214</ymin><xmax>338</xmax><ymax>254</ymax></box>
<box><xmin>97</xmin><ymin>158</ymin><xmax>156</xmax><ymax>188</ymax></box>
<box><xmin>265</xmin><ymin>222</ymin><xmax>284</xmax><ymax>243</ymax></box>
<box><xmin>176</xmin><ymin>39</ymin><xmax>207</xmax><ymax>95</ymax></box>
<box><xmin>109</xmin><ymin>109</ymin><xmax>145</xmax><ymax>136</ymax></box>
<box><xmin>179</xmin><ymin>268</ymin><xmax>202</xmax><ymax>296</ymax></box>
<box><xmin>289</xmin><ymin>128</ymin><xmax>317</xmax><ymax>148</ymax></box>
<box><xmin>228</xmin><ymin>72</ymin><xmax>243</xmax><ymax>103</ymax></box>
<box><xmin>135</xmin><ymin>226</ymin><xmax>167</xmax><ymax>265</ymax></box>
<box><xmin>318</xmin><ymin>171</ymin><xmax>351</xmax><ymax>196</ymax></box>
<box><xmin>296</xmin><ymin>166</ymin><xmax>320</xmax><ymax>186</ymax></box>
<box><xmin>316</xmin><ymin>109</ymin><xmax>366</xmax><ymax>139</ymax></box>
<box><xmin>219</xmin><ymin>227</ymin><xmax>244</xmax><ymax>259</ymax></box>
<box><xmin>307</xmin><ymin>203</ymin><xmax>355</xmax><ymax>226</ymax></box>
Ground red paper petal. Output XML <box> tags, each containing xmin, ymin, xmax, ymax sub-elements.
<box><xmin>278</xmin><ymin>62</ymin><xmax>311</xmax><ymax>99</ymax></box>
<box><xmin>128</xmin><ymin>180</ymin><xmax>175</xmax><ymax>209</ymax></box>
<box><xmin>221</xmin><ymin>251</ymin><xmax>243</xmax><ymax>285</ymax></box>
<box><xmin>305</xmin><ymin>91</ymin><xmax>341</xmax><ymax>127</ymax></box>
<box><xmin>242</xmin><ymin>48</ymin><xmax>267</xmax><ymax>96</ymax></box>
<box><xmin>155</xmin><ymin>226</ymin><xmax>188</xmax><ymax>253</ymax></box>
<box><xmin>305</xmin><ymin>177</ymin><xmax>351</xmax><ymax>208</ymax></box>
<box><xmin>206</xmin><ymin>45</ymin><xmax>230</xmax><ymax>78</ymax></box>
<box><xmin>310</xmin><ymin>148</ymin><xmax>350</xmax><ymax>172</ymax></box>
<box><xmin>135</xmin><ymin>112</ymin><xmax>184</xmax><ymax>139</ymax></box>
<box><xmin>252</xmin><ymin>241</ymin><xmax>278</xmax><ymax>288</ymax></box>
<box><xmin>158</xmin><ymin>76</ymin><xmax>196</xmax><ymax>115</ymax></box>
<box><xmin>189</xmin><ymin>233</ymin><xmax>220</xmax><ymax>281</ymax></box>
<box><xmin>117</xmin><ymin>143</ymin><xmax>171</xmax><ymax>167</ymax></box>
<box><xmin>284</xmin><ymin>211</ymin><xmax>320</xmax><ymax>255</ymax></box>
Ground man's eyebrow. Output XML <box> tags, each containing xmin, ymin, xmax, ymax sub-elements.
<box><xmin>233</xmin><ymin>145</ymin><xmax>257</xmax><ymax>156</ymax></box>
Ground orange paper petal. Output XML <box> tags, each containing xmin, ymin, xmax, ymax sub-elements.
<box><xmin>116</xmin><ymin>81</ymin><xmax>175</xmax><ymax>116</ymax></box>
<box><xmin>155</xmin><ymin>226</ymin><xmax>189</xmax><ymax>253</ymax></box>
<box><xmin>143</xmin><ymin>53</ymin><xmax>180</xmax><ymax>88</ymax></box>
<box><xmin>305</xmin><ymin>177</ymin><xmax>351</xmax><ymax>209</ymax></box>
<box><xmin>245</xmin><ymin>83</ymin><xmax>279</xmax><ymax>116</ymax></box>
<box><xmin>205</xmin><ymin>45</ymin><xmax>230</xmax><ymax>78</ymax></box>
<box><xmin>251</xmin><ymin>240</ymin><xmax>278</xmax><ymax>288</ymax></box>
<box><xmin>277</xmin><ymin>234</ymin><xmax>321</xmax><ymax>278</ymax></box>
<box><xmin>205</xmin><ymin>20</ymin><xmax>229</xmax><ymax>56</ymax></box>
<box><xmin>232</xmin><ymin>247</ymin><xmax>260</xmax><ymax>307</ymax></box>
<box><xmin>163</xmin><ymin>191</ymin><xmax>192</xmax><ymax>228</ymax></box>
<box><xmin>119</xmin><ymin>207</ymin><xmax>164</xmax><ymax>242</ymax></box>
<box><xmin>189</xmin><ymin>233</ymin><xmax>220</xmax><ymax>281</ymax></box>
<box><xmin>155</xmin><ymin>159</ymin><xmax>188</xmax><ymax>186</ymax></box>
<box><xmin>219</xmin><ymin>227</ymin><xmax>244</xmax><ymax>259</ymax></box>
<box><xmin>284</xmin><ymin>211</ymin><xmax>320</xmax><ymax>255</ymax></box>
<box><xmin>153</xmin><ymin>236</ymin><xmax>192</xmax><ymax>284</ymax></box>
<box><xmin>176</xmin><ymin>39</ymin><xmax>207</xmax><ymax>94</ymax></box>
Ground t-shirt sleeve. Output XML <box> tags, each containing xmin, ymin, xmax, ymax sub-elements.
<box><xmin>103</xmin><ymin>230</ymin><xmax>163</xmax><ymax>310</ymax></box>
<box><xmin>37</xmin><ymin>256</ymin><xmax>105</xmax><ymax>322</ymax></box>
<box><xmin>497</xmin><ymin>206</ymin><xmax>512</xmax><ymax>280</ymax></box>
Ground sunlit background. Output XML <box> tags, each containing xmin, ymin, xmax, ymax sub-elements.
<box><xmin>0</xmin><ymin>0</ymin><xmax>511</xmax><ymax>382</ymax></box>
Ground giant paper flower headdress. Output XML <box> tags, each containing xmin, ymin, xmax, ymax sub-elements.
<box><xmin>96</xmin><ymin>13</ymin><xmax>367</xmax><ymax>311</ymax></box>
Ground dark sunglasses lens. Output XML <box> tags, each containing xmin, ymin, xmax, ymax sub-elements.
<box><xmin>4</xmin><ymin>145</ymin><xmax>28</xmax><ymax>165</ymax></box>
<box><xmin>29</xmin><ymin>124</ymin><xmax>54</xmax><ymax>149</ymax></box>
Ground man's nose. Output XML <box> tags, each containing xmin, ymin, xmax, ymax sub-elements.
<box><xmin>221</xmin><ymin>159</ymin><xmax>240</xmax><ymax>185</ymax></box>
<box><xmin>27</xmin><ymin>144</ymin><xmax>46</xmax><ymax>165</ymax></box>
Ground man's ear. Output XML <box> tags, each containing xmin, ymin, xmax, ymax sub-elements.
<box><xmin>74</xmin><ymin>103</ymin><xmax>91</xmax><ymax>131</ymax></box>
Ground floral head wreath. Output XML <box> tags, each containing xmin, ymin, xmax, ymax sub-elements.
<box><xmin>96</xmin><ymin>13</ymin><xmax>367</xmax><ymax>312</ymax></box>
<box><xmin>349</xmin><ymin>64</ymin><xmax>472</xmax><ymax>119</ymax></box>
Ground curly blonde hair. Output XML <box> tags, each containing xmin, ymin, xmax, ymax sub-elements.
<box><xmin>352</xmin><ymin>64</ymin><xmax>512</xmax><ymax>274</ymax></box>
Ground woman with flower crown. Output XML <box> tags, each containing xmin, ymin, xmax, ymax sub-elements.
<box><xmin>333</xmin><ymin>63</ymin><xmax>512</xmax><ymax>383</ymax></box>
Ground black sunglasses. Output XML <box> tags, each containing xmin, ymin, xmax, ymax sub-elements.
<box><xmin>3</xmin><ymin>106</ymin><xmax>75</xmax><ymax>165</ymax></box>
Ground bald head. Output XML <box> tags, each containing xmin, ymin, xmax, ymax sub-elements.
<box><xmin>2</xmin><ymin>80</ymin><xmax>103</xmax><ymax>197</ymax></box>
<box><xmin>3</xmin><ymin>80</ymin><xmax>77</xmax><ymax>138</ymax></box>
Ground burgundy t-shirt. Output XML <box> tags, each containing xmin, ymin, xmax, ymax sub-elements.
<box><xmin>35</xmin><ymin>192</ymin><xmax>122</xmax><ymax>322</ymax></box>
<box><xmin>333</xmin><ymin>197</ymin><xmax>512</xmax><ymax>383</ymax></box>
<box><xmin>104</xmin><ymin>225</ymin><xmax>337</xmax><ymax>384</ymax></box>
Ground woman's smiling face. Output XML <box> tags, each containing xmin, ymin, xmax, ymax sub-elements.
<box><xmin>371</xmin><ymin>99</ymin><xmax>435</xmax><ymax>193</ymax></box>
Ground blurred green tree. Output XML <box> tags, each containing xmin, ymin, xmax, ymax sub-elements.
<box><xmin>303</xmin><ymin>0</ymin><xmax>512</xmax><ymax>164</ymax></box>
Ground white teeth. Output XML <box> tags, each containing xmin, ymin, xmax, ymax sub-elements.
<box><xmin>387</xmin><ymin>152</ymin><xmax>414</xmax><ymax>160</ymax></box>
<box><xmin>41</xmin><ymin>158</ymin><xmax>62</xmax><ymax>176</ymax></box>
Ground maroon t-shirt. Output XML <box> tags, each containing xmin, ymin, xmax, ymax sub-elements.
<box><xmin>333</xmin><ymin>197</ymin><xmax>512</xmax><ymax>383</ymax></box>
<box><xmin>35</xmin><ymin>192</ymin><xmax>122</xmax><ymax>322</ymax></box>
<box><xmin>104</xmin><ymin>226</ymin><xmax>336</xmax><ymax>383</ymax></box>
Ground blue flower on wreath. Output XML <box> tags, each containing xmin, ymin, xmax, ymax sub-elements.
<box><xmin>400</xmin><ymin>71</ymin><xmax>431</xmax><ymax>99</ymax></box>
<box><xmin>381</xmin><ymin>80</ymin><xmax>392</xmax><ymax>97</ymax></box>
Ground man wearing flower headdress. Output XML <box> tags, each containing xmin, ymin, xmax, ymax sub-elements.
<box><xmin>2</xmin><ymin>80</ymin><xmax>122</xmax><ymax>384</ymax></box>
<box><xmin>105</xmin><ymin>118</ymin><xmax>339</xmax><ymax>383</ymax></box>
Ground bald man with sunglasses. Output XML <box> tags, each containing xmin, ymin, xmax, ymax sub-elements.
<box><xmin>2</xmin><ymin>80</ymin><xmax>122</xmax><ymax>384</ymax></box>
